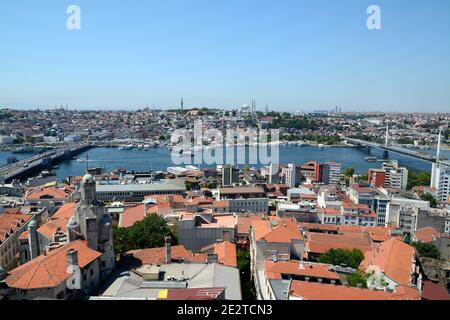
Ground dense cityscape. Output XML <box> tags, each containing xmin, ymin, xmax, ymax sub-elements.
<box><xmin>1</xmin><ymin>0</ymin><xmax>450</xmax><ymax>311</ymax></box>
<box><xmin>1</xmin><ymin>106</ymin><xmax>450</xmax><ymax>301</ymax></box>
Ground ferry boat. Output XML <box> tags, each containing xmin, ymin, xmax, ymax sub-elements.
<box><xmin>119</xmin><ymin>144</ymin><xmax>134</xmax><ymax>150</ymax></box>
<box><xmin>12</xmin><ymin>146</ymin><xmax>40</xmax><ymax>154</ymax></box>
<box><xmin>365</xmin><ymin>156</ymin><xmax>378</xmax><ymax>162</ymax></box>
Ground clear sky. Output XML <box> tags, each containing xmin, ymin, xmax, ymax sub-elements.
<box><xmin>1</xmin><ymin>0</ymin><xmax>449</xmax><ymax>112</ymax></box>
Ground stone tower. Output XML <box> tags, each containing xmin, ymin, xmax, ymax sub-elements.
<box><xmin>67</xmin><ymin>174</ymin><xmax>115</xmax><ymax>280</ymax></box>
<box><xmin>27</xmin><ymin>220</ymin><xmax>40</xmax><ymax>260</ymax></box>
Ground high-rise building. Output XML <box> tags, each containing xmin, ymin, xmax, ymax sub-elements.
<box><xmin>222</xmin><ymin>165</ymin><xmax>239</xmax><ymax>186</ymax></box>
<box><xmin>282</xmin><ymin>163</ymin><xmax>302</xmax><ymax>188</ymax></box>
<box><xmin>432</xmin><ymin>164</ymin><xmax>450</xmax><ymax>202</ymax></box>
<box><xmin>326</xmin><ymin>162</ymin><xmax>341</xmax><ymax>185</ymax></box>
<box><xmin>269</xmin><ymin>163</ymin><xmax>280</xmax><ymax>184</ymax></box>
<box><xmin>318</xmin><ymin>163</ymin><xmax>330</xmax><ymax>184</ymax></box>
<box><xmin>368</xmin><ymin>169</ymin><xmax>386</xmax><ymax>188</ymax></box>
<box><xmin>388</xmin><ymin>167</ymin><xmax>409</xmax><ymax>190</ymax></box>
<box><xmin>381</xmin><ymin>161</ymin><xmax>408</xmax><ymax>190</ymax></box>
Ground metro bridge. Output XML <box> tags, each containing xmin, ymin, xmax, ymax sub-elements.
<box><xmin>344</xmin><ymin>127</ymin><xmax>450</xmax><ymax>166</ymax></box>
<box><xmin>0</xmin><ymin>143</ymin><xmax>92</xmax><ymax>183</ymax></box>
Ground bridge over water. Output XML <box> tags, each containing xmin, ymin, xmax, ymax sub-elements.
<box><xmin>0</xmin><ymin>143</ymin><xmax>92</xmax><ymax>183</ymax></box>
<box><xmin>344</xmin><ymin>137</ymin><xmax>450</xmax><ymax>167</ymax></box>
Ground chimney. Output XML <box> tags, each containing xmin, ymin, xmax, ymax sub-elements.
<box><xmin>66</xmin><ymin>249</ymin><xmax>79</xmax><ymax>273</ymax></box>
<box><xmin>164</xmin><ymin>236</ymin><xmax>171</xmax><ymax>264</ymax></box>
<box><xmin>207</xmin><ymin>253</ymin><xmax>219</xmax><ymax>264</ymax></box>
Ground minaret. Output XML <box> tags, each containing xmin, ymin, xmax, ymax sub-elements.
<box><xmin>181</xmin><ymin>98</ymin><xmax>184</xmax><ymax>111</ymax></box>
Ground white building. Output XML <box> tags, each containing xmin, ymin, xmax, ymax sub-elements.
<box><xmin>282</xmin><ymin>163</ymin><xmax>301</xmax><ymax>189</ymax></box>
<box><xmin>431</xmin><ymin>163</ymin><xmax>450</xmax><ymax>202</ymax></box>
<box><xmin>385</xmin><ymin>198</ymin><xmax>430</xmax><ymax>236</ymax></box>
<box><xmin>326</xmin><ymin>162</ymin><xmax>341</xmax><ymax>185</ymax></box>
<box><xmin>0</xmin><ymin>136</ymin><xmax>14</xmax><ymax>144</ymax></box>
<box><xmin>388</xmin><ymin>167</ymin><xmax>408</xmax><ymax>190</ymax></box>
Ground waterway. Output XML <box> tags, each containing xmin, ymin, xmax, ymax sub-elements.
<box><xmin>0</xmin><ymin>145</ymin><xmax>432</xmax><ymax>181</ymax></box>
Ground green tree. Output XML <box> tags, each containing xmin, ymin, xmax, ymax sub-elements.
<box><xmin>420</xmin><ymin>193</ymin><xmax>438</xmax><ymax>208</ymax></box>
<box><xmin>237</xmin><ymin>247</ymin><xmax>256</xmax><ymax>300</ymax></box>
<box><xmin>113</xmin><ymin>214</ymin><xmax>177</xmax><ymax>253</ymax></box>
<box><xmin>346</xmin><ymin>271</ymin><xmax>370</xmax><ymax>288</ymax></box>
<box><xmin>411</xmin><ymin>242</ymin><xmax>441</xmax><ymax>259</ymax></box>
<box><xmin>243</xmin><ymin>165</ymin><xmax>250</xmax><ymax>172</ymax></box>
<box><xmin>344</xmin><ymin>167</ymin><xmax>355</xmax><ymax>178</ymax></box>
<box><xmin>407</xmin><ymin>170</ymin><xmax>431</xmax><ymax>190</ymax></box>
<box><xmin>318</xmin><ymin>248</ymin><xmax>364</xmax><ymax>269</ymax></box>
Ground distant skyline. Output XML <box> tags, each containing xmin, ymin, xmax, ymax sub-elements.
<box><xmin>1</xmin><ymin>0</ymin><xmax>449</xmax><ymax>112</ymax></box>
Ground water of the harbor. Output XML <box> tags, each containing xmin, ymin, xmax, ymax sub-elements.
<box><xmin>0</xmin><ymin>145</ymin><xmax>432</xmax><ymax>181</ymax></box>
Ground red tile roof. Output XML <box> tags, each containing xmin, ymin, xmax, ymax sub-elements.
<box><xmin>251</xmin><ymin>218</ymin><xmax>302</xmax><ymax>243</ymax></box>
<box><xmin>122</xmin><ymin>245</ymin><xmax>195</xmax><ymax>267</ymax></box>
<box><xmin>0</xmin><ymin>213</ymin><xmax>32</xmax><ymax>243</ymax></box>
<box><xmin>120</xmin><ymin>204</ymin><xmax>145</xmax><ymax>228</ymax></box>
<box><xmin>52</xmin><ymin>203</ymin><xmax>76</xmax><ymax>219</ymax></box>
<box><xmin>421</xmin><ymin>281</ymin><xmax>450</xmax><ymax>300</ymax></box>
<box><xmin>306</xmin><ymin>232</ymin><xmax>372</xmax><ymax>255</ymax></box>
<box><xmin>37</xmin><ymin>217</ymin><xmax>69</xmax><ymax>240</ymax></box>
<box><xmin>199</xmin><ymin>241</ymin><xmax>237</xmax><ymax>267</ymax></box>
<box><xmin>289</xmin><ymin>281</ymin><xmax>420</xmax><ymax>300</ymax></box>
<box><xmin>413</xmin><ymin>227</ymin><xmax>442</xmax><ymax>243</ymax></box>
<box><xmin>26</xmin><ymin>186</ymin><xmax>75</xmax><ymax>200</ymax></box>
<box><xmin>265</xmin><ymin>260</ymin><xmax>340</xmax><ymax>280</ymax></box>
<box><xmin>6</xmin><ymin>240</ymin><xmax>102</xmax><ymax>290</ymax></box>
<box><xmin>360</xmin><ymin>238</ymin><xmax>415</xmax><ymax>286</ymax></box>
<box><xmin>237</xmin><ymin>215</ymin><xmax>264</xmax><ymax>235</ymax></box>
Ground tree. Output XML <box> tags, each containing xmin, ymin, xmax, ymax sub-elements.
<box><xmin>344</xmin><ymin>167</ymin><xmax>355</xmax><ymax>178</ymax></box>
<box><xmin>407</xmin><ymin>170</ymin><xmax>431</xmax><ymax>190</ymax></box>
<box><xmin>346</xmin><ymin>271</ymin><xmax>370</xmax><ymax>288</ymax></box>
<box><xmin>360</xmin><ymin>173</ymin><xmax>369</xmax><ymax>181</ymax></box>
<box><xmin>318</xmin><ymin>248</ymin><xmax>364</xmax><ymax>269</ymax></box>
<box><xmin>243</xmin><ymin>165</ymin><xmax>250</xmax><ymax>172</ymax></box>
<box><xmin>420</xmin><ymin>193</ymin><xmax>438</xmax><ymax>208</ymax></box>
<box><xmin>411</xmin><ymin>242</ymin><xmax>441</xmax><ymax>259</ymax></box>
<box><xmin>113</xmin><ymin>214</ymin><xmax>177</xmax><ymax>253</ymax></box>
<box><xmin>237</xmin><ymin>247</ymin><xmax>256</xmax><ymax>300</ymax></box>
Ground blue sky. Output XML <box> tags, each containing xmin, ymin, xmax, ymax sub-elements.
<box><xmin>0</xmin><ymin>0</ymin><xmax>449</xmax><ymax>111</ymax></box>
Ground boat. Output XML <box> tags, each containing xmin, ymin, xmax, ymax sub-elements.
<box><xmin>119</xmin><ymin>144</ymin><xmax>134</xmax><ymax>150</ymax></box>
<box><xmin>318</xmin><ymin>144</ymin><xmax>325</xmax><ymax>149</ymax></box>
<box><xmin>12</xmin><ymin>146</ymin><xmax>39</xmax><ymax>154</ymax></box>
<box><xmin>365</xmin><ymin>156</ymin><xmax>378</xmax><ymax>162</ymax></box>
